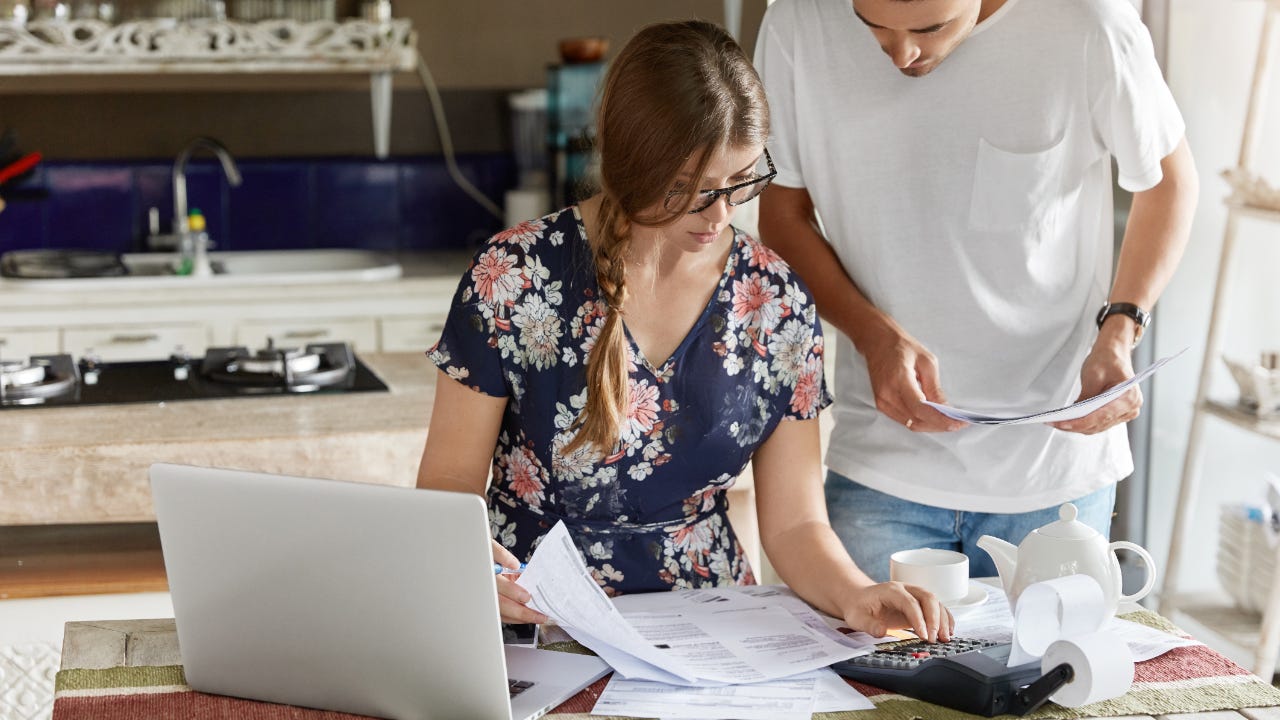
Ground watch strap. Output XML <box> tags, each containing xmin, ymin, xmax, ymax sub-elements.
<box><xmin>1096</xmin><ymin>302</ymin><xmax>1151</xmax><ymax>345</ymax></box>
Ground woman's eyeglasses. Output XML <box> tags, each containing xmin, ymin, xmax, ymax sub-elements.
<box><xmin>664</xmin><ymin>148</ymin><xmax>777</xmax><ymax>214</ymax></box>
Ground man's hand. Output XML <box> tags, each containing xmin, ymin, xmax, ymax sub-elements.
<box><xmin>862</xmin><ymin>323</ymin><xmax>968</xmax><ymax>433</ymax></box>
<box><xmin>840</xmin><ymin>581</ymin><xmax>954</xmax><ymax>642</ymax></box>
<box><xmin>1050</xmin><ymin>341</ymin><xmax>1141</xmax><ymax>434</ymax></box>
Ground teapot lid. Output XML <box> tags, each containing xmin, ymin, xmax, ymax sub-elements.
<box><xmin>1036</xmin><ymin>503</ymin><xmax>1098</xmax><ymax>539</ymax></box>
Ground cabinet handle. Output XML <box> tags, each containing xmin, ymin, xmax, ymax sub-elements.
<box><xmin>282</xmin><ymin>330</ymin><xmax>329</xmax><ymax>340</ymax></box>
<box><xmin>108</xmin><ymin>333</ymin><xmax>160</xmax><ymax>344</ymax></box>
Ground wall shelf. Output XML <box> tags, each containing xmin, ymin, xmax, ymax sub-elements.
<box><xmin>1160</xmin><ymin>2</ymin><xmax>1280</xmax><ymax>679</ymax></box>
<box><xmin>0</xmin><ymin>18</ymin><xmax>420</xmax><ymax>157</ymax></box>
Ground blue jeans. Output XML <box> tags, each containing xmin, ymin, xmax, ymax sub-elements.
<box><xmin>824</xmin><ymin>471</ymin><xmax>1117</xmax><ymax>581</ymax></box>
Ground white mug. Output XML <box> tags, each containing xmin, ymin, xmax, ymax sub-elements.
<box><xmin>889</xmin><ymin>548</ymin><xmax>969</xmax><ymax>604</ymax></box>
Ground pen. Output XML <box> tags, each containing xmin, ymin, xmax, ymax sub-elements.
<box><xmin>493</xmin><ymin>563</ymin><xmax>527</xmax><ymax>575</ymax></box>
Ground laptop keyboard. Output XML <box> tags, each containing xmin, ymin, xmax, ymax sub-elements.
<box><xmin>508</xmin><ymin>678</ymin><xmax>536</xmax><ymax>698</ymax></box>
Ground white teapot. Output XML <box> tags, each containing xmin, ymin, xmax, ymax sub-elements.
<box><xmin>976</xmin><ymin>503</ymin><xmax>1157</xmax><ymax>619</ymax></box>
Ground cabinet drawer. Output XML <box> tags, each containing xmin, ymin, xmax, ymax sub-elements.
<box><xmin>0</xmin><ymin>328</ymin><xmax>60</xmax><ymax>358</ymax></box>
<box><xmin>380</xmin><ymin>315</ymin><xmax>446</xmax><ymax>353</ymax></box>
<box><xmin>62</xmin><ymin>324</ymin><xmax>208</xmax><ymax>362</ymax></box>
<box><xmin>234</xmin><ymin>318</ymin><xmax>378</xmax><ymax>352</ymax></box>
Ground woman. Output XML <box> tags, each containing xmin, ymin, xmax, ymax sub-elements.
<box><xmin>417</xmin><ymin>20</ymin><xmax>952</xmax><ymax>642</ymax></box>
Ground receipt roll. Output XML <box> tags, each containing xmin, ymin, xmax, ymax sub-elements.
<box><xmin>1041</xmin><ymin>633</ymin><xmax>1134</xmax><ymax>707</ymax></box>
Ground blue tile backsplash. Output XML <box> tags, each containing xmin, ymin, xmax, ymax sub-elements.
<box><xmin>0</xmin><ymin>154</ymin><xmax>516</xmax><ymax>255</ymax></box>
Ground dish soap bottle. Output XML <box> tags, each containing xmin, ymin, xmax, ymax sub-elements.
<box><xmin>176</xmin><ymin>208</ymin><xmax>214</xmax><ymax>277</ymax></box>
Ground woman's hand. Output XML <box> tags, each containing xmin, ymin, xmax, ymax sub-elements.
<box><xmin>841</xmin><ymin>581</ymin><xmax>954</xmax><ymax>643</ymax></box>
<box><xmin>492</xmin><ymin>540</ymin><xmax>548</xmax><ymax>625</ymax></box>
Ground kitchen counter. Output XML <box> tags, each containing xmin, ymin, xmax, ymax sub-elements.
<box><xmin>0</xmin><ymin>251</ymin><xmax>472</xmax><ymax>311</ymax></box>
<box><xmin>0</xmin><ymin>352</ymin><xmax>437</xmax><ymax>525</ymax></box>
<box><xmin>0</xmin><ymin>350</ymin><xmax>762</xmax><ymax>574</ymax></box>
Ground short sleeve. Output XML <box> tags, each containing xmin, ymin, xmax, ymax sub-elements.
<box><xmin>754</xmin><ymin>3</ymin><xmax>806</xmax><ymax>190</ymax></box>
<box><xmin>781</xmin><ymin>299</ymin><xmax>834</xmax><ymax>421</ymax></box>
<box><xmin>426</xmin><ymin>241</ymin><xmax>519</xmax><ymax>397</ymax></box>
<box><xmin>1088</xmin><ymin>6</ymin><xmax>1185</xmax><ymax>192</ymax></box>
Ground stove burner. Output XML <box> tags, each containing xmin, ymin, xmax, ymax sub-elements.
<box><xmin>201</xmin><ymin>341</ymin><xmax>356</xmax><ymax>392</ymax></box>
<box><xmin>0</xmin><ymin>354</ymin><xmax>79</xmax><ymax>405</ymax></box>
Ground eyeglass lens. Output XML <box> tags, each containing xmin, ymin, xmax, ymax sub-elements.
<box><xmin>665</xmin><ymin>153</ymin><xmax>774</xmax><ymax>214</ymax></box>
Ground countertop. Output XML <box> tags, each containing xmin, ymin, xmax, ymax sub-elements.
<box><xmin>0</xmin><ymin>250</ymin><xmax>472</xmax><ymax>313</ymax></box>
<box><xmin>0</xmin><ymin>352</ymin><xmax>438</xmax><ymax>525</ymax></box>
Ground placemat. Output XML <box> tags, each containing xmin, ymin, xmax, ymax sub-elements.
<box><xmin>52</xmin><ymin>610</ymin><xmax>1280</xmax><ymax>720</ymax></box>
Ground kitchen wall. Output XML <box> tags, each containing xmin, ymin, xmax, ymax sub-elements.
<box><xmin>1148</xmin><ymin>0</ymin><xmax>1280</xmax><ymax>590</ymax></box>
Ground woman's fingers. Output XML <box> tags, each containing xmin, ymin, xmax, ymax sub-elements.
<box><xmin>491</xmin><ymin>539</ymin><xmax>522</xmax><ymax>569</ymax></box>
<box><xmin>496</xmin><ymin>576</ymin><xmax>547</xmax><ymax>624</ymax></box>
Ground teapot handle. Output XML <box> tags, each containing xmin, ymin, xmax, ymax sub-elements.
<box><xmin>1110</xmin><ymin>540</ymin><xmax>1158</xmax><ymax>605</ymax></box>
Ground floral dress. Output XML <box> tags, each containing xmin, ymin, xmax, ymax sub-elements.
<box><xmin>428</xmin><ymin>206</ymin><xmax>830</xmax><ymax>595</ymax></box>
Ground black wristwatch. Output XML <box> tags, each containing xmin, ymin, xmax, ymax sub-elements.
<box><xmin>1095</xmin><ymin>302</ymin><xmax>1151</xmax><ymax>347</ymax></box>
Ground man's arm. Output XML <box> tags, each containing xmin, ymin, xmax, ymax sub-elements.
<box><xmin>758</xmin><ymin>185</ymin><xmax>965</xmax><ymax>432</ymax></box>
<box><xmin>1052</xmin><ymin>136</ymin><xmax>1199</xmax><ymax>434</ymax></box>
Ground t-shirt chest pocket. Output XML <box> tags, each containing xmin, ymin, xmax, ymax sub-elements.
<box><xmin>967</xmin><ymin>135</ymin><xmax>1069</xmax><ymax>235</ymax></box>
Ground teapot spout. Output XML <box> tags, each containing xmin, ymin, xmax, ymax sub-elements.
<box><xmin>976</xmin><ymin>534</ymin><xmax>1018</xmax><ymax>593</ymax></box>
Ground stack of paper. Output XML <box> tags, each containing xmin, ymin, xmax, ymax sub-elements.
<box><xmin>515</xmin><ymin>521</ymin><xmax>877</xmax><ymax>717</ymax></box>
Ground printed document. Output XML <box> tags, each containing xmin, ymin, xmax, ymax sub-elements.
<box><xmin>925</xmin><ymin>348</ymin><xmax>1185</xmax><ymax>425</ymax></box>
<box><xmin>517</xmin><ymin>521</ymin><xmax>864</xmax><ymax>685</ymax></box>
<box><xmin>591</xmin><ymin>668</ymin><xmax>873</xmax><ymax>719</ymax></box>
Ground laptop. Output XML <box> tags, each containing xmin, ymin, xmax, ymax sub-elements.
<box><xmin>150</xmin><ymin>463</ymin><xmax>610</xmax><ymax>720</ymax></box>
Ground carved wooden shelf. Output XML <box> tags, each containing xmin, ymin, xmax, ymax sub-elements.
<box><xmin>0</xmin><ymin>18</ymin><xmax>419</xmax><ymax>157</ymax></box>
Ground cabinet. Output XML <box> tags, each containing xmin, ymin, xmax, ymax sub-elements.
<box><xmin>0</xmin><ymin>17</ymin><xmax>417</xmax><ymax>158</ymax></box>
<box><xmin>233</xmin><ymin>317</ymin><xmax>379</xmax><ymax>352</ymax></box>
<box><xmin>0</xmin><ymin>253</ymin><xmax>468</xmax><ymax>360</ymax></box>
<box><xmin>62</xmin><ymin>323</ymin><xmax>208</xmax><ymax>362</ymax></box>
<box><xmin>1159</xmin><ymin>1</ymin><xmax>1280</xmax><ymax>678</ymax></box>
<box><xmin>379</xmin><ymin>315</ymin><xmax>447</xmax><ymax>353</ymax></box>
<box><xmin>0</xmin><ymin>327</ymin><xmax>58</xmax><ymax>359</ymax></box>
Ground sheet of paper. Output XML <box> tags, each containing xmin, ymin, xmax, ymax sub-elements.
<box><xmin>951</xmin><ymin>584</ymin><xmax>1014</xmax><ymax>644</ymax></box>
<box><xmin>517</xmin><ymin>524</ymin><xmax>861</xmax><ymax>686</ymax></box>
<box><xmin>613</xmin><ymin>584</ymin><xmax>884</xmax><ymax>651</ymax></box>
<box><xmin>1107</xmin><ymin>617</ymin><xmax>1201</xmax><ymax>661</ymax></box>
<box><xmin>924</xmin><ymin>348</ymin><xmax>1185</xmax><ymax>425</ymax></box>
<box><xmin>810</xmin><ymin>668</ymin><xmax>875</xmax><ymax>713</ymax></box>
<box><xmin>626</xmin><ymin>605</ymin><xmax>861</xmax><ymax>684</ymax></box>
<box><xmin>515</xmin><ymin>521</ymin><xmax>699</xmax><ymax>683</ymax></box>
<box><xmin>591</xmin><ymin>672</ymin><xmax>818</xmax><ymax>720</ymax></box>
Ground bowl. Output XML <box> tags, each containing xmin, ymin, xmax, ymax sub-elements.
<box><xmin>1223</xmin><ymin>354</ymin><xmax>1280</xmax><ymax>415</ymax></box>
<box><xmin>559</xmin><ymin>37</ymin><xmax>609</xmax><ymax>64</ymax></box>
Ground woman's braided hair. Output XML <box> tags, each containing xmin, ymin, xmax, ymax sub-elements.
<box><xmin>563</xmin><ymin>19</ymin><xmax>769</xmax><ymax>457</ymax></box>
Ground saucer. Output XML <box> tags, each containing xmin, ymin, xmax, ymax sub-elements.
<box><xmin>942</xmin><ymin>582</ymin><xmax>989</xmax><ymax>611</ymax></box>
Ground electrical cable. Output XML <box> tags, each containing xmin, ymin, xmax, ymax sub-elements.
<box><xmin>415</xmin><ymin>50</ymin><xmax>504</xmax><ymax>221</ymax></box>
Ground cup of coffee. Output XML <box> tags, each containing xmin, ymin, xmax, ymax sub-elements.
<box><xmin>889</xmin><ymin>548</ymin><xmax>970</xmax><ymax>604</ymax></box>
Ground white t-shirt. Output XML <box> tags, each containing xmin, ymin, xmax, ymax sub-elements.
<box><xmin>755</xmin><ymin>0</ymin><xmax>1185</xmax><ymax>512</ymax></box>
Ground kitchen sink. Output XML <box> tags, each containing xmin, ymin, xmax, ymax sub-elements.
<box><xmin>0</xmin><ymin>249</ymin><xmax>402</xmax><ymax>290</ymax></box>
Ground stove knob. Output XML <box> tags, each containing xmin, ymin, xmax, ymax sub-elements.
<box><xmin>81</xmin><ymin>352</ymin><xmax>101</xmax><ymax>385</ymax></box>
<box><xmin>171</xmin><ymin>345</ymin><xmax>191</xmax><ymax>380</ymax></box>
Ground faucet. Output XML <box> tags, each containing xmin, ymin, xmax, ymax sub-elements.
<box><xmin>149</xmin><ymin>137</ymin><xmax>242</xmax><ymax>276</ymax></box>
<box><xmin>173</xmin><ymin>136</ymin><xmax>242</xmax><ymax>235</ymax></box>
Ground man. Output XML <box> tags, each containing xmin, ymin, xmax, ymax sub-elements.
<box><xmin>754</xmin><ymin>0</ymin><xmax>1198</xmax><ymax>580</ymax></box>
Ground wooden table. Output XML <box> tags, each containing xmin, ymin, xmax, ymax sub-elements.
<box><xmin>55</xmin><ymin>618</ymin><xmax>1280</xmax><ymax>720</ymax></box>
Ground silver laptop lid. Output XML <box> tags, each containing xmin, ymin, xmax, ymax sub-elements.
<box><xmin>151</xmin><ymin>463</ymin><xmax>513</xmax><ymax>720</ymax></box>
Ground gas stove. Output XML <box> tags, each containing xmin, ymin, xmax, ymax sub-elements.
<box><xmin>0</xmin><ymin>341</ymin><xmax>388</xmax><ymax>409</ymax></box>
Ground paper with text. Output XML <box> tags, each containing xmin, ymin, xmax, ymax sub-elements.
<box><xmin>516</xmin><ymin>522</ymin><xmax>863</xmax><ymax>685</ymax></box>
<box><xmin>924</xmin><ymin>348</ymin><xmax>1185</xmax><ymax>425</ymax></box>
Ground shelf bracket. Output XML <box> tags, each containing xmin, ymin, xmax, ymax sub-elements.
<box><xmin>370</xmin><ymin>70</ymin><xmax>393</xmax><ymax>160</ymax></box>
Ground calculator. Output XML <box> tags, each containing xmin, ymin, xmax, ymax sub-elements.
<box><xmin>831</xmin><ymin>638</ymin><xmax>1072</xmax><ymax>717</ymax></box>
